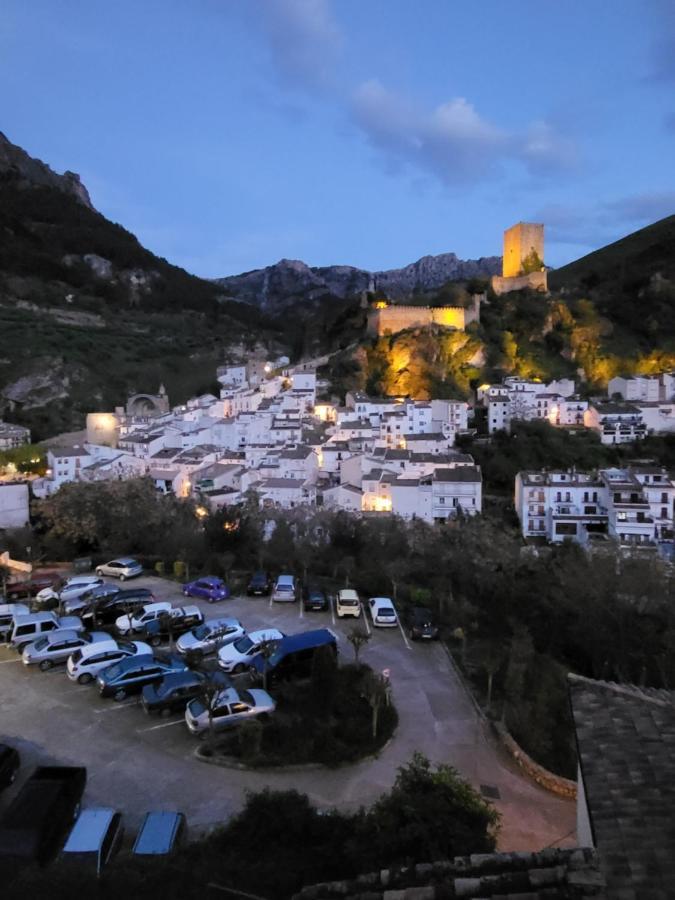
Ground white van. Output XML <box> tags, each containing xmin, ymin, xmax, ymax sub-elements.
<box><xmin>9</xmin><ymin>612</ymin><xmax>83</xmax><ymax>653</ymax></box>
<box><xmin>114</xmin><ymin>601</ymin><xmax>172</xmax><ymax>635</ymax></box>
<box><xmin>271</xmin><ymin>574</ymin><xmax>296</xmax><ymax>603</ymax></box>
<box><xmin>61</xmin><ymin>808</ymin><xmax>124</xmax><ymax>876</ymax></box>
<box><xmin>336</xmin><ymin>589</ymin><xmax>361</xmax><ymax>619</ymax></box>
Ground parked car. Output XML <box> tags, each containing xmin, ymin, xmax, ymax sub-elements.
<box><xmin>22</xmin><ymin>630</ymin><xmax>110</xmax><ymax>670</ymax></box>
<box><xmin>182</xmin><ymin>576</ymin><xmax>230</xmax><ymax>603</ymax></box>
<box><xmin>132</xmin><ymin>811</ymin><xmax>186</xmax><ymax>856</ymax></box>
<box><xmin>5</xmin><ymin>572</ymin><xmax>62</xmax><ymax>601</ymax></box>
<box><xmin>9</xmin><ymin>612</ymin><xmax>84</xmax><ymax>654</ymax></box>
<box><xmin>66</xmin><ymin>639</ymin><xmax>152</xmax><ymax>684</ymax></box>
<box><xmin>185</xmin><ymin>687</ymin><xmax>275</xmax><ymax>735</ymax></box>
<box><xmin>217</xmin><ymin>629</ymin><xmax>285</xmax><ymax>674</ymax></box>
<box><xmin>404</xmin><ymin>606</ymin><xmax>439</xmax><ymax>641</ymax></box>
<box><xmin>97</xmin><ymin>653</ymin><xmax>188</xmax><ymax>701</ymax></box>
<box><xmin>95</xmin><ymin>558</ymin><xmax>143</xmax><ymax>580</ymax></box>
<box><xmin>0</xmin><ymin>743</ymin><xmax>20</xmax><ymax>792</ymax></box>
<box><xmin>80</xmin><ymin>588</ymin><xmax>155</xmax><ymax>628</ymax></box>
<box><xmin>303</xmin><ymin>586</ymin><xmax>328</xmax><ymax>612</ymax></box>
<box><xmin>141</xmin><ymin>670</ymin><xmax>230</xmax><ymax>716</ymax></box>
<box><xmin>136</xmin><ymin>606</ymin><xmax>205</xmax><ymax>647</ymax></box>
<box><xmin>246</xmin><ymin>571</ymin><xmax>271</xmax><ymax>597</ymax></box>
<box><xmin>0</xmin><ymin>766</ymin><xmax>86</xmax><ymax>865</ymax></box>
<box><xmin>249</xmin><ymin>628</ymin><xmax>338</xmax><ymax>684</ymax></box>
<box><xmin>61</xmin><ymin>582</ymin><xmax>120</xmax><ymax>616</ymax></box>
<box><xmin>368</xmin><ymin>597</ymin><xmax>398</xmax><ymax>627</ymax></box>
<box><xmin>336</xmin><ymin>588</ymin><xmax>361</xmax><ymax>619</ymax></box>
<box><xmin>35</xmin><ymin>575</ymin><xmax>104</xmax><ymax>610</ymax></box>
<box><xmin>271</xmin><ymin>573</ymin><xmax>296</xmax><ymax>603</ymax></box>
<box><xmin>0</xmin><ymin>603</ymin><xmax>30</xmax><ymax>641</ymax></box>
<box><xmin>114</xmin><ymin>601</ymin><xmax>172</xmax><ymax>636</ymax></box>
<box><xmin>176</xmin><ymin>618</ymin><xmax>245</xmax><ymax>659</ymax></box>
<box><xmin>60</xmin><ymin>808</ymin><xmax>124</xmax><ymax>877</ymax></box>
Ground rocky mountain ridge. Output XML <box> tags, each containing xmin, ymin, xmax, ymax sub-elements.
<box><xmin>0</xmin><ymin>131</ymin><xmax>93</xmax><ymax>209</ymax></box>
<box><xmin>215</xmin><ymin>252</ymin><xmax>501</xmax><ymax>311</ymax></box>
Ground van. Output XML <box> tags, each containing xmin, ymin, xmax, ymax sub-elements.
<box><xmin>0</xmin><ymin>604</ymin><xmax>30</xmax><ymax>641</ymax></box>
<box><xmin>133</xmin><ymin>811</ymin><xmax>186</xmax><ymax>856</ymax></box>
<box><xmin>272</xmin><ymin>574</ymin><xmax>296</xmax><ymax>603</ymax></box>
<box><xmin>336</xmin><ymin>589</ymin><xmax>361</xmax><ymax>619</ymax></box>
<box><xmin>61</xmin><ymin>808</ymin><xmax>123</xmax><ymax>876</ymax></box>
<box><xmin>9</xmin><ymin>612</ymin><xmax>83</xmax><ymax>653</ymax></box>
<box><xmin>249</xmin><ymin>628</ymin><xmax>337</xmax><ymax>684</ymax></box>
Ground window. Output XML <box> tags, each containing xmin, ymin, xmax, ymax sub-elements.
<box><xmin>662</xmin><ymin>507</ymin><xmax>668</xmax><ymax>519</ymax></box>
<box><xmin>662</xmin><ymin>493</ymin><xmax>668</xmax><ymax>504</ymax></box>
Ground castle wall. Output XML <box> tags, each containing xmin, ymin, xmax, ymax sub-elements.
<box><xmin>491</xmin><ymin>270</ymin><xmax>548</xmax><ymax>295</ymax></box>
<box><xmin>503</xmin><ymin>222</ymin><xmax>544</xmax><ymax>278</ymax></box>
<box><xmin>367</xmin><ymin>298</ymin><xmax>480</xmax><ymax>337</ymax></box>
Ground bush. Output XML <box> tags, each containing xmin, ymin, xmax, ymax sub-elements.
<box><xmin>154</xmin><ymin>560</ymin><xmax>165</xmax><ymax>576</ymax></box>
<box><xmin>173</xmin><ymin>560</ymin><xmax>185</xmax><ymax>580</ymax></box>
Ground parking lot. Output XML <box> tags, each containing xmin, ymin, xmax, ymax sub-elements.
<box><xmin>0</xmin><ymin>574</ymin><xmax>575</xmax><ymax>850</ymax></box>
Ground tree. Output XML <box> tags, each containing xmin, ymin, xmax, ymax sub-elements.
<box><xmin>360</xmin><ymin>668</ymin><xmax>388</xmax><ymax>739</ymax></box>
<box><xmin>521</xmin><ymin>248</ymin><xmax>544</xmax><ymax>275</ymax></box>
<box><xmin>198</xmin><ymin>671</ymin><xmax>225</xmax><ymax>755</ymax></box>
<box><xmin>257</xmin><ymin>640</ymin><xmax>276</xmax><ymax>693</ymax></box>
<box><xmin>347</xmin><ymin>627</ymin><xmax>370</xmax><ymax>664</ymax></box>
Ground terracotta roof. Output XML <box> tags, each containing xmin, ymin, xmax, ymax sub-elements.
<box><xmin>569</xmin><ymin>673</ymin><xmax>675</xmax><ymax>898</ymax></box>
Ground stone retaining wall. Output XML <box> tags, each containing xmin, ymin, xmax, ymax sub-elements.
<box><xmin>491</xmin><ymin>721</ymin><xmax>577</xmax><ymax>799</ymax></box>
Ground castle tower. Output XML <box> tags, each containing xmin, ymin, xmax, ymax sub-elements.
<box><xmin>502</xmin><ymin>222</ymin><xmax>544</xmax><ymax>278</ymax></box>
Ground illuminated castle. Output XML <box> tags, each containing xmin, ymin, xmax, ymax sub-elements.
<box><xmin>491</xmin><ymin>222</ymin><xmax>547</xmax><ymax>295</ymax></box>
<box><xmin>366</xmin><ymin>295</ymin><xmax>481</xmax><ymax>337</ymax></box>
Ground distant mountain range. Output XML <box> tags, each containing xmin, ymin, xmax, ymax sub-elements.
<box><xmin>215</xmin><ymin>253</ymin><xmax>502</xmax><ymax>312</ymax></box>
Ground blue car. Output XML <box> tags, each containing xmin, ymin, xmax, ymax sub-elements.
<box><xmin>182</xmin><ymin>576</ymin><xmax>230</xmax><ymax>603</ymax></box>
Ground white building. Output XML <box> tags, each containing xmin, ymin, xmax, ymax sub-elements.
<box><xmin>608</xmin><ymin>373</ymin><xmax>675</xmax><ymax>403</ymax></box>
<box><xmin>0</xmin><ymin>482</ymin><xmax>30</xmax><ymax>528</ymax></box>
<box><xmin>0</xmin><ymin>421</ymin><xmax>31</xmax><ymax>450</ymax></box>
<box><xmin>584</xmin><ymin>404</ymin><xmax>647</xmax><ymax>444</ymax></box>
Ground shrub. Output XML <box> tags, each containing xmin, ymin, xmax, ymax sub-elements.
<box><xmin>173</xmin><ymin>560</ymin><xmax>185</xmax><ymax>580</ymax></box>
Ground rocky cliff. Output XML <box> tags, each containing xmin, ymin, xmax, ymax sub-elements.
<box><xmin>0</xmin><ymin>131</ymin><xmax>93</xmax><ymax>209</ymax></box>
<box><xmin>215</xmin><ymin>252</ymin><xmax>501</xmax><ymax>311</ymax></box>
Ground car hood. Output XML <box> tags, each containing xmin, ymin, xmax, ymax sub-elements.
<box><xmin>176</xmin><ymin>632</ymin><xmax>201</xmax><ymax>651</ymax></box>
<box><xmin>248</xmin><ymin>689</ymin><xmax>275</xmax><ymax>710</ymax></box>
<box><xmin>36</xmin><ymin>586</ymin><xmax>59</xmax><ymax>601</ymax></box>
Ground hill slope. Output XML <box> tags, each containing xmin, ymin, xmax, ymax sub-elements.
<box><xmin>0</xmin><ymin>133</ymin><xmax>279</xmax><ymax>439</ymax></box>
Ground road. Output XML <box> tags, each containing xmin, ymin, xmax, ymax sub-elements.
<box><xmin>0</xmin><ymin>575</ymin><xmax>575</xmax><ymax>850</ymax></box>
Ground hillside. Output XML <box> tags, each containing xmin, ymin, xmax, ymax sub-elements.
<box><xmin>0</xmin><ymin>133</ymin><xmax>280</xmax><ymax>439</ymax></box>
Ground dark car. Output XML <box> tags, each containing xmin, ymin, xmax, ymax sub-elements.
<box><xmin>97</xmin><ymin>654</ymin><xmax>188</xmax><ymax>701</ymax></box>
<box><xmin>405</xmin><ymin>606</ymin><xmax>439</xmax><ymax>641</ymax></box>
<box><xmin>81</xmin><ymin>588</ymin><xmax>154</xmax><ymax>627</ymax></box>
<box><xmin>136</xmin><ymin>606</ymin><xmax>205</xmax><ymax>647</ymax></box>
<box><xmin>182</xmin><ymin>576</ymin><xmax>229</xmax><ymax>603</ymax></box>
<box><xmin>249</xmin><ymin>629</ymin><xmax>337</xmax><ymax>684</ymax></box>
<box><xmin>61</xmin><ymin>582</ymin><xmax>120</xmax><ymax>616</ymax></box>
<box><xmin>141</xmin><ymin>670</ymin><xmax>230</xmax><ymax>716</ymax></box>
<box><xmin>247</xmin><ymin>571</ymin><xmax>271</xmax><ymax>597</ymax></box>
<box><xmin>0</xmin><ymin>744</ymin><xmax>20</xmax><ymax>792</ymax></box>
<box><xmin>303</xmin><ymin>586</ymin><xmax>328</xmax><ymax>612</ymax></box>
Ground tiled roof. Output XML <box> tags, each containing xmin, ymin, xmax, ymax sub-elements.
<box><xmin>49</xmin><ymin>446</ymin><xmax>91</xmax><ymax>458</ymax></box>
<box><xmin>569</xmin><ymin>673</ymin><xmax>675</xmax><ymax>898</ymax></box>
<box><xmin>434</xmin><ymin>465</ymin><xmax>482</xmax><ymax>483</ymax></box>
<box><xmin>292</xmin><ymin>848</ymin><xmax>603</xmax><ymax>900</ymax></box>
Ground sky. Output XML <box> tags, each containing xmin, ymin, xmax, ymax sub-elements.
<box><xmin>1</xmin><ymin>0</ymin><xmax>674</xmax><ymax>277</ymax></box>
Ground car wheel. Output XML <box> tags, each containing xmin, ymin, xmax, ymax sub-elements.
<box><xmin>96</xmin><ymin>569</ymin><xmax>103</xmax><ymax>576</ymax></box>
<box><xmin>150</xmin><ymin>636</ymin><xmax>162</xmax><ymax>648</ymax></box>
<box><xmin>113</xmin><ymin>689</ymin><xmax>127</xmax><ymax>702</ymax></box>
<box><xmin>77</xmin><ymin>673</ymin><xmax>93</xmax><ymax>685</ymax></box>
<box><xmin>39</xmin><ymin>659</ymin><xmax>53</xmax><ymax>671</ymax></box>
<box><xmin>160</xmin><ymin>706</ymin><xmax>172</xmax><ymax>718</ymax></box>
<box><xmin>119</xmin><ymin>574</ymin><xmax>126</xmax><ymax>581</ymax></box>
<box><xmin>233</xmin><ymin>663</ymin><xmax>246</xmax><ymax>675</ymax></box>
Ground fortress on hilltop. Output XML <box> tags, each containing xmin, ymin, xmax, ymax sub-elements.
<box><xmin>491</xmin><ymin>221</ymin><xmax>548</xmax><ymax>295</ymax></box>
<box><xmin>366</xmin><ymin>295</ymin><xmax>481</xmax><ymax>338</ymax></box>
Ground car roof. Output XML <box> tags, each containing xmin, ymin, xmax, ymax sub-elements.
<box><xmin>79</xmin><ymin>639</ymin><xmax>121</xmax><ymax>656</ymax></box>
<box><xmin>13</xmin><ymin>612</ymin><xmax>57</xmax><ymax>625</ymax></box>
<box><xmin>338</xmin><ymin>589</ymin><xmax>359</xmax><ymax>599</ymax></box>
<box><xmin>276</xmin><ymin>574</ymin><xmax>294</xmax><ymax>583</ymax></box>
<box><xmin>196</xmin><ymin>575</ymin><xmax>221</xmax><ymax>584</ymax></box>
<box><xmin>133</xmin><ymin>811</ymin><xmax>184</xmax><ymax>855</ymax></box>
<box><xmin>110</xmin><ymin>557</ymin><xmax>138</xmax><ymax>565</ymax></box>
<box><xmin>0</xmin><ymin>603</ymin><xmax>30</xmax><ymax>616</ymax></box>
<box><xmin>64</xmin><ymin>575</ymin><xmax>101</xmax><ymax>585</ymax></box>
<box><xmin>42</xmin><ymin>629</ymin><xmax>81</xmax><ymax>642</ymax></box>
<box><xmin>246</xmin><ymin>628</ymin><xmax>284</xmax><ymax>642</ymax></box>
<box><xmin>159</xmin><ymin>671</ymin><xmax>203</xmax><ymax>688</ymax></box>
<box><xmin>273</xmin><ymin>629</ymin><xmax>336</xmax><ymax>653</ymax></box>
<box><xmin>204</xmin><ymin>617</ymin><xmax>240</xmax><ymax>628</ymax></box>
<box><xmin>63</xmin><ymin>808</ymin><xmax>117</xmax><ymax>852</ymax></box>
<box><xmin>371</xmin><ymin>597</ymin><xmax>394</xmax><ymax>605</ymax></box>
<box><xmin>104</xmin><ymin>654</ymin><xmax>156</xmax><ymax>673</ymax></box>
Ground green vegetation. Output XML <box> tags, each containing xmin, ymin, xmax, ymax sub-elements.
<box><xmin>6</xmin><ymin>755</ymin><xmax>498</xmax><ymax>900</ymax></box>
<box><xmin>0</xmin><ymin>443</ymin><xmax>46</xmax><ymax>475</ymax></box>
<box><xmin>213</xmin><ymin>660</ymin><xmax>398</xmax><ymax>767</ymax></box>
<box><xmin>520</xmin><ymin>247</ymin><xmax>544</xmax><ymax>275</ymax></box>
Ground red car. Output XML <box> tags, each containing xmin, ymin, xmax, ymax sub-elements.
<box><xmin>5</xmin><ymin>572</ymin><xmax>63</xmax><ymax>600</ymax></box>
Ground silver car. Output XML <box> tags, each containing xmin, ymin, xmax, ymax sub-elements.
<box><xmin>176</xmin><ymin>618</ymin><xmax>245</xmax><ymax>658</ymax></box>
<box><xmin>185</xmin><ymin>687</ymin><xmax>275</xmax><ymax>735</ymax></box>
<box><xmin>0</xmin><ymin>603</ymin><xmax>30</xmax><ymax>641</ymax></box>
<box><xmin>22</xmin><ymin>630</ymin><xmax>110</xmax><ymax>670</ymax></box>
<box><xmin>95</xmin><ymin>558</ymin><xmax>143</xmax><ymax>580</ymax></box>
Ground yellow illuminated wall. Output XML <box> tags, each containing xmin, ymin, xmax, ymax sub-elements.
<box><xmin>502</xmin><ymin>222</ymin><xmax>544</xmax><ymax>278</ymax></box>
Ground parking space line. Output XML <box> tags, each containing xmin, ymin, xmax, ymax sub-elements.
<box><xmin>0</xmin><ymin>658</ymin><xmax>21</xmax><ymax>665</ymax></box>
<box><xmin>268</xmin><ymin>595</ymin><xmax>273</xmax><ymax>610</ymax></box>
<box><xmin>397</xmin><ymin>618</ymin><xmax>412</xmax><ymax>651</ymax></box>
<box><xmin>362</xmin><ymin>611</ymin><xmax>371</xmax><ymax>636</ymax></box>
<box><xmin>137</xmin><ymin>719</ymin><xmax>184</xmax><ymax>733</ymax></box>
<box><xmin>93</xmin><ymin>700</ymin><xmax>139</xmax><ymax>713</ymax></box>
<box><xmin>298</xmin><ymin>603</ymin><xmax>304</xmax><ymax>620</ymax></box>
<box><xmin>330</xmin><ymin>599</ymin><xmax>336</xmax><ymax>627</ymax></box>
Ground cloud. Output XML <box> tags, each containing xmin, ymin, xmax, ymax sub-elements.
<box><xmin>350</xmin><ymin>80</ymin><xmax>577</xmax><ymax>185</ymax></box>
<box><xmin>604</xmin><ymin>191</ymin><xmax>675</xmax><ymax>224</ymax></box>
<box><xmin>255</xmin><ymin>0</ymin><xmax>343</xmax><ymax>90</ymax></box>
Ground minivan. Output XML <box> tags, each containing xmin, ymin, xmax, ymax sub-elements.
<box><xmin>61</xmin><ymin>808</ymin><xmax>124</xmax><ymax>876</ymax></box>
<box><xmin>9</xmin><ymin>612</ymin><xmax>83</xmax><ymax>653</ymax></box>
<box><xmin>249</xmin><ymin>628</ymin><xmax>337</xmax><ymax>684</ymax></box>
<box><xmin>0</xmin><ymin>603</ymin><xmax>30</xmax><ymax>641</ymax></box>
<box><xmin>133</xmin><ymin>811</ymin><xmax>186</xmax><ymax>856</ymax></box>
<box><xmin>272</xmin><ymin>574</ymin><xmax>296</xmax><ymax>603</ymax></box>
<box><xmin>336</xmin><ymin>589</ymin><xmax>361</xmax><ymax>619</ymax></box>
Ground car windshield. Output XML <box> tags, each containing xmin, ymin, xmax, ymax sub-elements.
<box><xmin>341</xmin><ymin>598</ymin><xmax>358</xmax><ymax>606</ymax></box>
<box><xmin>70</xmin><ymin>649</ymin><xmax>83</xmax><ymax>663</ymax></box>
<box><xmin>234</xmin><ymin>635</ymin><xmax>253</xmax><ymax>653</ymax></box>
<box><xmin>118</xmin><ymin>641</ymin><xmax>135</xmax><ymax>653</ymax></box>
<box><xmin>239</xmin><ymin>690</ymin><xmax>254</xmax><ymax>705</ymax></box>
<box><xmin>193</xmin><ymin>625</ymin><xmax>211</xmax><ymax>640</ymax></box>
<box><xmin>33</xmin><ymin>637</ymin><xmax>48</xmax><ymax>650</ymax></box>
<box><xmin>380</xmin><ymin>606</ymin><xmax>395</xmax><ymax>615</ymax></box>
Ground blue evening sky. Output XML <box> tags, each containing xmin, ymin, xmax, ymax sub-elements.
<box><xmin>2</xmin><ymin>1</ymin><xmax>674</xmax><ymax>276</ymax></box>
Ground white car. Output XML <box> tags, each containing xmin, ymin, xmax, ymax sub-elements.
<box><xmin>36</xmin><ymin>575</ymin><xmax>104</xmax><ymax>608</ymax></box>
<box><xmin>96</xmin><ymin>558</ymin><xmax>143</xmax><ymax>580</ymax></box>
<box><xmin>369</xmin><ymin>597</ymin><xmax>398</xmax><ymax>627</ymax></box>
<box><xmin>22</xmin><ymin>630</ymin><xmax>110</xmax><ymax>670</ymax></box>
<box><xmin>66</xmin><ymin>639</ymin><xmax>152</xmax><ymax>684</ymax></box>
<box><xmin>217</xmin><ymin>629</ymin><xmax>284</xmax><ymax>674</ymax></box>
<box><xmin>115</xmin><ymin>602</ymin><xmax>172</xmax><ymax>635</ymax></box>
<box><xmin>176</xmin><ymin>618</ymin><xmax>245</xmax><ymax>657</ymax></box>
<box><xmin>0</xmin><ymin>603</ymin><xmax>30</xmax><ymax>641</ymax></box>
<box><xmin>185</xmin><ymin>687</ymin><xmax>276</xmax><ymax>734</ymax></box>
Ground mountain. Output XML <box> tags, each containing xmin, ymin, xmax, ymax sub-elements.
<box><xmin>214</xmin><ymin>253</ymin><xmax>502</xmax><ymax>311</ymax></box>
<box><xmin>0</xmin><ymin>132</ymin><xmax>277</xmax><ymax>440</ymax></box>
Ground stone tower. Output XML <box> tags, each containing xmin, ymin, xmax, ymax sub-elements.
<box><xmin>502</xmin><ymin>222</ymin><xmax>544</xmax><ymax>278</ymax></box>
